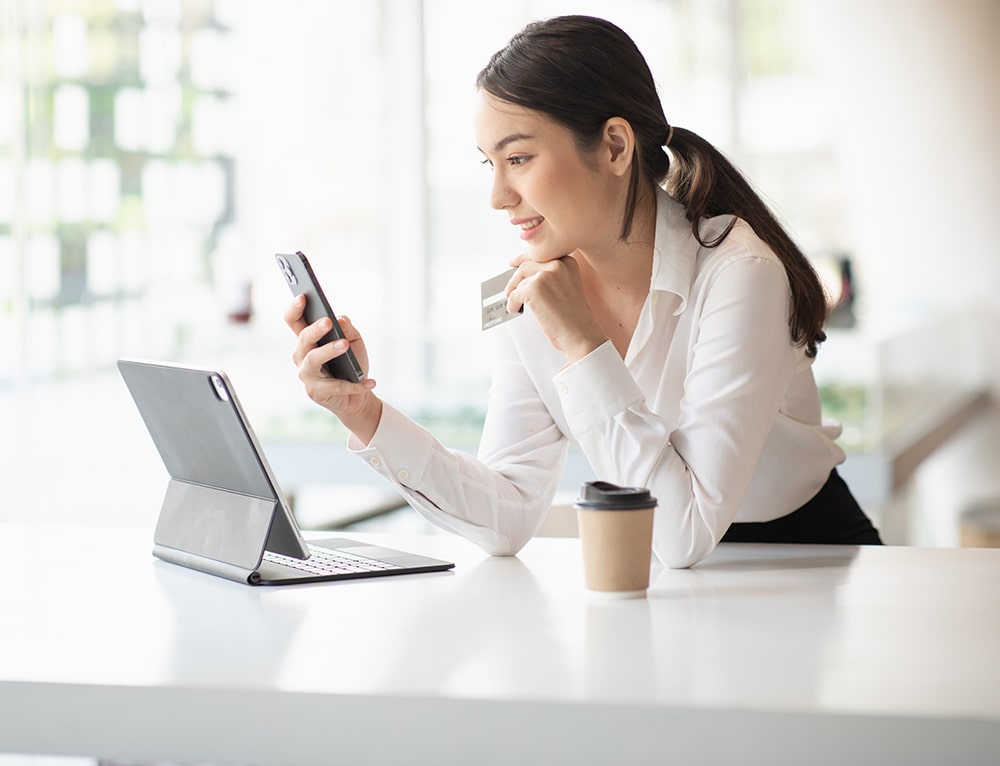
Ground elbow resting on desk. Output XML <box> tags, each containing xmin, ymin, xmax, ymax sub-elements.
<box><xmin>408</xmin><ymin>500</ymin><xmax>534</xmax><ymax>557</ymax></box>
<box><xmin>651</xmin><ymin>520</ymin><xmax>721</xmax><ymax>570</ymax></box>
<box><xmin>466</xmin><ymin>528</ymin><xmax>533</xmax><ymax>558</ymax></box>
<box><xmin>654</xmin><ymin>543</ymin><xmax>711</xmax><ymax>570</ymax></box>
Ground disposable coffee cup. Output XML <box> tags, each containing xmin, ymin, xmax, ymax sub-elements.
<box><xmin>574</xmin><ymin>481</ymin><xmax>657</xmax><ymax>599</ymax></box>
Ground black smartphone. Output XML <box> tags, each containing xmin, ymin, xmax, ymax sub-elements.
<box><xmin>275</xmin><ymin>251</ymin><xmax>366</xmax><ymax>383</ymax></box>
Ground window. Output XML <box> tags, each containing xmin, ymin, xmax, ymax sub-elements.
<box><xmin>1</xmin><ymin>0</ymin><xmax>854</xmax><ymax>519</ymax></box>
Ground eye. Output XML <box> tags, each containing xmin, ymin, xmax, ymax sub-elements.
<box><xmin>480</xmin><ymin>158</ymin><xmax>494</xmax><ymax>170</ymax></box>
<box><xmin>507</xmin><ymin>155</ymin><xmax>530</xmax><ymax>167</ymax></box>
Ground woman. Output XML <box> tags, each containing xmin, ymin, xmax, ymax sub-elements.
<box><xmin>285</xmin><ymin>15</ymin><xmax>882</xmax><ymax>568</ymax></box>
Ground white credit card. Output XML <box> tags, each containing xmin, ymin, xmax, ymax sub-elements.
<box><xmin>481</xmin><ymin>268</ymin><xmax>524</xmax><ymax>330</ymax></box>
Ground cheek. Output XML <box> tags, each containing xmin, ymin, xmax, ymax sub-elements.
<box><xmin>534</xmin><ymin>169</ymin><xmax>587</xmax><ymax>219</ymax></box>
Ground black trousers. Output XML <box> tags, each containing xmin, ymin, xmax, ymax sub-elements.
<box><xmin>721</xmin><ymin>469</ymin><xmax>883</xmax><ymax>545</ymax></box>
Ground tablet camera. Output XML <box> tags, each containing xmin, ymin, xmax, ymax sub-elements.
<box><xmin>210</xmin><ymin>374</ymin><xmax>230</xmax><ymax>402</ymax></box>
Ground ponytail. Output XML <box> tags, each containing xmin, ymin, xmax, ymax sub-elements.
<box><xmin>663</xmin><ymin>128</ymin><xmax>829</xmax><ymax>358</ymax></box>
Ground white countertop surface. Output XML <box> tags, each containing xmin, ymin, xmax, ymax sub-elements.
<box><xmin>2</xmin><ymin>522</ymin><xmax>999</xmax><ymax>765</ymax></box>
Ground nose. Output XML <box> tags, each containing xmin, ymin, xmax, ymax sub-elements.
<box><xmin>489</xmin><ymin>171</ymin><xmax>515</xmax><ymax>211</ymax></box>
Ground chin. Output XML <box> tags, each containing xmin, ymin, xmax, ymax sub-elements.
<box><xmin>525</xmin><ymin>246</ymin><xmax>569</xmax><ymax>264</ymax></box>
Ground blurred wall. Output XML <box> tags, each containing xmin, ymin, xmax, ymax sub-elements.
<box><xmin>813</xmin><ymin>0</ymin><xmax>1000</xmax><ymax>391</ymax></box>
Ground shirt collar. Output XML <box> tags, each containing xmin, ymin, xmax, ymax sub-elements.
<box><xmin>650</xmin><ymin>186</ymin><xmax>736</xmax><ymax>316</ymax></box>
<box><xmin>650</xmin><ymin>186</ymin><xmax>699</xmax><ymax>316</ymax></box>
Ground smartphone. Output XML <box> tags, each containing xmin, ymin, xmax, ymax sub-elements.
<box><xmin>275</xmin><ymin>251</ymin><xmax>366</xmax><ymax>383</ymax></box>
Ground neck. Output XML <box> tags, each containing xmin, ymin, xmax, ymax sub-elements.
<box><xmin>574</xmin><ymin>187</ymin><xmax>658</xmax><ymax>358</ymax></box>
<box><xmin>577</xmin><ymin>185</ymin><xmax>657</xmax><ymax>297</ymax></box>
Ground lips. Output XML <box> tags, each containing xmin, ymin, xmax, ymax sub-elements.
<box><xmin>513</xmin><ymin>216</ymin><xmax>544</xmax><ymax>234</ymax></box>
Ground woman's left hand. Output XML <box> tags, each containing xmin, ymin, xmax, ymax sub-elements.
<box><xmin>505</xmin><ymin>252</ymin><xmax>607</xmax><ymax>362</ymax></box>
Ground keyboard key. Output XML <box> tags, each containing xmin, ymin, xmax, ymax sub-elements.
<box><xmin>263</xmin><ymin>545</ymin><xmax>401</xmax><ymax>575</ymax></box>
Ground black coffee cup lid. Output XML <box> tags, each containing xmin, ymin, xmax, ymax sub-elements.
<box><xmin>574</xmin><ymin>481</ymin><xmax>657</xmax><ymax>510</ymax></box>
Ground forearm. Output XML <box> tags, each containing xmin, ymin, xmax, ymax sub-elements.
<box><xmin>556</xmin><ymin>340</ymin><xmax>789</xmax><ymax>569</ymax></box>
<box><xmin>350</xmin><ymin>402</ymin><xmax>565</xmax><ymax>555</ymax></box>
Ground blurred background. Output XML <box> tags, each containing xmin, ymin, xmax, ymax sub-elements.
<box><xmin>2</xmin><ymin>0</ymin><xmax>999</xmax><ymax>550</ymax></box>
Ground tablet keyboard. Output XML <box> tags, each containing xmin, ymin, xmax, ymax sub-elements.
<box><xmin>264</xmin><ymin>545</ymin><xmax>402</xmax><ymax>576</ymax></box>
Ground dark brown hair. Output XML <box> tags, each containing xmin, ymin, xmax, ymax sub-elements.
<box><xmin>476</xmin><ymin>15</ymin><xmax>828</xmax><ymax>356</ymax></box>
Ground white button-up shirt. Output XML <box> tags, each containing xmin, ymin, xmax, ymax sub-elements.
<box><xmin>351</xmin><ymin>187</ymin><xmax>845</xmax><ymax>568</ymax></box>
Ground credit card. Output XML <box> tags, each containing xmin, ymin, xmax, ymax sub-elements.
<box><xmin>481</xmin><ymin>268</ymin><xmax>524</xmax><ymax>330</ymax></box>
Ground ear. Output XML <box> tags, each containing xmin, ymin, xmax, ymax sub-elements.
<box><xmin>602</xmin><ymin>117</ymin><xmax>635</xmax><ymax>177</ymax></box>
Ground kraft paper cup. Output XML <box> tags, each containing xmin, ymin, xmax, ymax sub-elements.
<box><xmin>574</xmin><ymin>481</ymin><xmax>657</xmax><ymax>599</ymax></box>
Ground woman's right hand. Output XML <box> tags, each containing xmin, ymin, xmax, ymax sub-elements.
<box><xmin>284</xmin><ymin>295</ymin><xmax>382</xmax><ymax>443</ymax></box>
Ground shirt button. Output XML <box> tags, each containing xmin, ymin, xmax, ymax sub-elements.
<box><xmin>397</xmin><ymin>469</ymin><xmax>409</xmax><ymax>481</ymax></box>
<box><xmin>369</xmin><ymin>457</ymin><xmax>381</xmax><ymax>467</ymax></box>
<box><xmin>558</xmin><ymin>383</ymin><xmax>569</xmax><ymax>396</ymax></box>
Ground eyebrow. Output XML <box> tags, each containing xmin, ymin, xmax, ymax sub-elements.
<box><xmin>479</xmin><ymin>132</ymin><xmax>534</xmax><ymax>154</ymax></box>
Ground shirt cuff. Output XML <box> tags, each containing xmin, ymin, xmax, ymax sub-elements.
<box><xmin>348</xmin><ymin>402</ymin><xmax>435</xmax><ymax>487</ymax></box>
<box><xmin>553</xmin><ymin>340</ymin><xmax>644</xmax><ymax>437</ymax></box>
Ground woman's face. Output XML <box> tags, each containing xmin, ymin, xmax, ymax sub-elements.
<box><xmin>474</xmin><ymin>92</ymin><xmax>625</xmax><ymax>263</ymax></box>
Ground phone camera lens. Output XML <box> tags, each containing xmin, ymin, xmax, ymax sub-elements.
<box><xmin>277</xmin><ymin>256</ymin><xmax>297</xmax><ymax>286</ymax></box>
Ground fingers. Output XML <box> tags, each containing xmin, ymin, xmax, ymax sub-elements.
<box><xmin>298</xmin><ymin>339</ymin><xmax>375</xmax><ymax>390</ymax></box>
<box><xmin>334</xmin><ymin>314</ymin><xmax>361</xmax><ymax>343</ymax></box>
<box><xmin>291</xmin><ymin>313</ymin><xmax>350</xmax><ymax>360</ymax></box>
<box><xmin>503</xmin><ymin>258</ymin><xmax>539</xmax><ymax>308</ymax></box>
<box><xmin>283</xmin><ymin>295</ymin><xmax>307</xmax><ymax>333</ymax></box>
<box><xmin>302</xmin><ymin>338</ymin><xmax>349</xmax><ymax>372</ymax></box>
<box><xmin>506</xmin><ymin>272</ymin><xmax>537</xmax><ymax>314</ymax></box>
<box><xmin>289</xmin><ymin>316</ymin><xmax>330</xmax><ymax>364</ymax></box>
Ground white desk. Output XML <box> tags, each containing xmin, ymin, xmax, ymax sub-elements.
<box><xmin>2</xmin><ymin>522</ymin><xmax>999</xmax><ymax>765</ymax></box>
